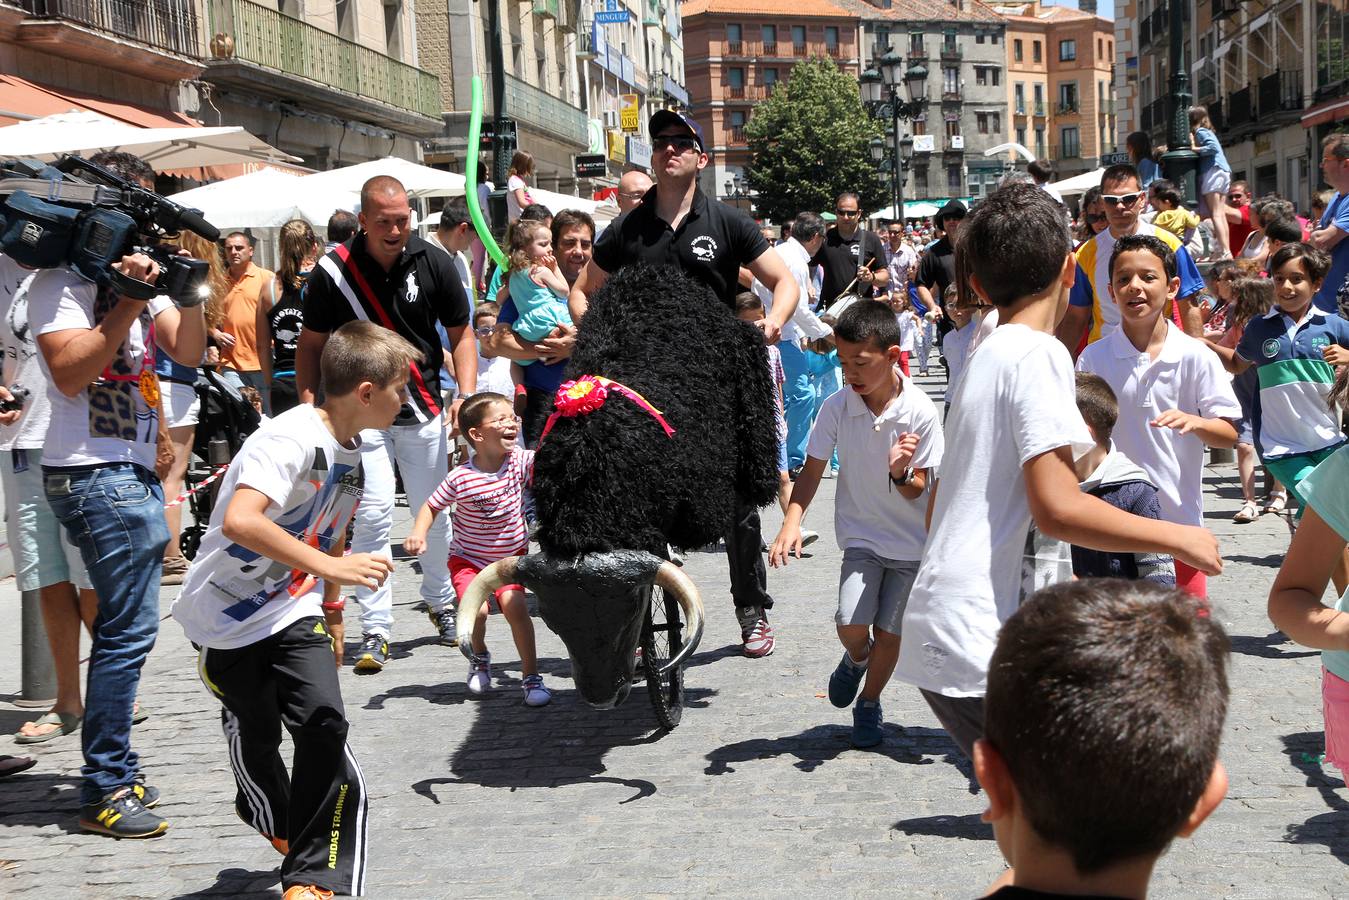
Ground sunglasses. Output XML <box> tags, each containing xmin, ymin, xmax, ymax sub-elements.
<box><xmin>474</xmin><ymin>325</ymin><xmax>494</xmax><ymax>337</ymax></box>
<box><xmin>835</xmin><ymin>209</ymin><xmax>861</xmax><ymax>217</ymax></box>
<box><xmin>653</xmin><ymin>135</ymin><xmax>700</xmax><ymax>154</ymax></box>
<box><xmin>1102</xmin><ymin>192</ymin><xmax>1143</xmax><ymax>207</ymax></box>
<box><xmin>888</xmin><ymin>231</ymin><xmax>904</xmax><ymax>236</ymax></box>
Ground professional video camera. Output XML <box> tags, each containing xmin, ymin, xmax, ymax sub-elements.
<box><xmin>0</xmin><ymin>154</ymin><xmax>220</xmax><ymax>307</ymax></box>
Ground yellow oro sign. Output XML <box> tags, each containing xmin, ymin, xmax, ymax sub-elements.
<box><xmin>608</xmin><ymin>130</ymin><xmax>627</xmax><ymax>162</ymax></box>
<box><xmin>620</xmin><ymin>94</ymin><xmax>641</xmax><ymax>133</ymax></box>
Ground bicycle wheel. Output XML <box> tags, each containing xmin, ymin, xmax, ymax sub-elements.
<box><xmin>642</xmin><ymin>584</ymin><xmax>685</xmax><ymax>729</ymax></box>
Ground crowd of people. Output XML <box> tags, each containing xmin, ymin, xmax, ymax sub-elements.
<box><xmin>0</xmin><ymin>114</ymin><xmax>1347</xmax><ymax>900</ymax></box>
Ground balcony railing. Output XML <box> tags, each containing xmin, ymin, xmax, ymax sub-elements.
<box><xmin>503</xmin><ymin>74</ymin><xmax>587</xmax><ymax>146</ymax></box>
<box><xmin>1014</xmin><ymin>101</ymin><xmax>1026</xmax><ymax>114</ymax></box>
<box><xmin>726</xmin><ymin>85</ymin><xmax>745</xmax><ymax>99</ymax></box>
<box><xmin>725</xmin><ymin>41</ymin><xmax>743</xmax><ymax>55</ymax></box>
<box><xmin>825</xmin><ymin>43</ymin><xmax>841</xmax><ymax>58</ymax></box>
<box><xmin>1033</xmin><ymin>101</ymin><xmax>1046</xmax><ymax>116</ymax></box>
<box><xmin>793</xmin><ymin>42</ymin><xmax>807</xmax><ymax>56</ymax></box>
<box><xmin>942</xmin><ymin>90</ymin><xmax>962</xmax><ymax>103</ymax></box>
<box><xmin>213</xmin><ymin>0</ymin><xmax>440</xmax><ymax>118</ymax></box>
<box><xmin>21</xmin><ymin>0</ymin><xmax>202</xmax><ymax>57</ymax></box>
<box><xmin>729</xmin><ymin>126</ymin><xmax>747</xmax><ymax>145</ymax></box>
<box><xmin>1227</xmin><ymin>84</ymin><xmax>1253</xmax><ymax>127</ymax></box>
<box><xmin>1051</xmin><ymin>142</ymin><xmax>1082</xmax><ymax>159</ymax></box>
<box><xmin>909</xmin><ymin>43</ymin><xmax>927</xmax><ymax>60</ymax></box>
<box><xmin>763</xmin><ymin>42</ymin><xmax>777</xmax><ymax>55</ymax></box>
<box><xmin>1257</xmin><ymin>69</ymin><xmax>1303</xmax><ymax>115</ymax></box>
<box><xmin>940</xmin><ymin>43</ymin><xmax>961</xmax><ymax>60</ymax></box>
<box><xmin>1099</xmin><ymin>98</ymin><xmax>1115</xmax><ymax>115</ymax></box>
<box><xmin>1056</xmin><ymin>100</ymin><xmax>1079</xmax><ymax>115</ymax></box>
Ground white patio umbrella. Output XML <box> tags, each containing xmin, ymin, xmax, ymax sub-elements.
<box><xmin>168</xmin><ymin>169</ymin><xmax>357</xmax><ymax>231</ymax></box>
<box><xmin>0</xmin><ymin>110</ymin><xmax>300</xmax><ymax>168</ymax></box>
<box><xmin>1048</xmin><ymin>168</ymin><xmax>1106</xmax><ymax>198</ymax></box>
<box><xmin>301</xmin><ymin>157</ymin><xmax>466</xmax><ymax>199</ymax></box>
<box><xmin>868</xmin><ymin>200</ymin><xmax>942</xmax><ymax>220</ymax></box>
<box><xmin>521</xmin><ymin>186</ymin><xmax>620</xmax><ymax>225</ymax></box>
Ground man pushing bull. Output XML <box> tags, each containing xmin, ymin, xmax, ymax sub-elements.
<box><xmin>568</xmin><ymin>110</ymin><xmax>800</xmax><ymax>658</ymax></box>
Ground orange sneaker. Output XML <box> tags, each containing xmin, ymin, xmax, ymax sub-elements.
<box><xmin>282</xmin><ymin>886</ymin><xmax>333</xmax><ymax>900</ymax></box>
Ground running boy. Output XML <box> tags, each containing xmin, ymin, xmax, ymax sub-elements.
<box><xmin>893</xmin><ymin>183</ymin><xmax>1222</xmax><ymax>758</ymax></box>
<box><xmin>404</xmin><ymin>391</ymin><xmax>551</xmax><ymax>706</ymax></box>
<box><xmin>173</xmin><ymin>321</ymin><xmax>419</xmax><ymax>900</ymax></box>
<box><xmin>976</xmin><ymin>579</ymin><xmax>1229</xmax><ymax>899</ymax></box>
<box><xmin>1232</xmin><ymin>242</ymin><xmax>1349</xmax><ymax>593</ymax></box>
<box><xmin>770</xmin><ymin>299</ymin><xmax>943</xmax><ymax>748</ymax></box>
<box><xmin>1077</xmin><ymin>235</ymin><xmax>1240</xmax><ymax>596</ymax></box>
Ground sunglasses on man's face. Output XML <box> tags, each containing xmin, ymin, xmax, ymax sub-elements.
<box><xmin>836</xmin><ymin>209</ymin><xmax>860</xmax><ymax>218</ymax></box>
<box><xmin>1102</xmin><ymin>192</ymin><xmax>1143</xmax><ymax>207</ymax></box>
<box><xmin>653</xmin><ymin>135</ymin><xmax>700</xmax><ymax>154</ymax></box>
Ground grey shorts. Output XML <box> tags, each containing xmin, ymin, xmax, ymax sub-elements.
<box><xmin>836</xmin><ymin>547</ymin><xmax>919</xmax><ymax>634</ymax></box>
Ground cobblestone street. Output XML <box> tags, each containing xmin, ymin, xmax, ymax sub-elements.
<box><xmin>2</xmin><ymin>372</ymin><xmax>1347</xmax><ymax>898</ymax></box>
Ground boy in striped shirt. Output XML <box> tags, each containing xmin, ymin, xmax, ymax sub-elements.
<box><xmin>403</xmin><ymin>392</ymin><xmax>550</xmax><ymax>706</ymax></box>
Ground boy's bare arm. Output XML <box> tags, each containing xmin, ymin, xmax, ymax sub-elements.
<box><xmin>1150</xmin><ymin>411</ymin><xmax>1239</xmax><ymax>448</ymax></box>
<box><xmin>769</xmin><ymin>456</ymin><xmax>827</xmax><ymax>566</ymax></box>
<box><xmin>1269</xmin><ymin>506</ymin><xmax>1349</xmax><ymax>651</ymax></box>
<box><xmin>222</xmin><ymin>487</ymin><xmax>392</xmax><ymax>589</ymax></box>
<box><xmin>402</xmin><ymin>503</ymin><xmax>439</xmax><ymax>556</ymax></box>
<box><xmin>1024</xmin><ymin>446</ymin><xmax>1222</xmax><ymax>574</ymax></box>
<box><xmin>322</xmin><ymin>525</ymin><xmax>348</xmax><ymax>667</ymax></box>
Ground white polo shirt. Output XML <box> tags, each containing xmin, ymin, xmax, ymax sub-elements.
<box><xmin>805</xmin><ymin>376</ymin><xmax>943</xmax><ymax>560</ymax></box>
<box><xmin>752</xmin><ymin>237</ymin><xmax>832</xmax><ymax>343</ymax></box>
<box><xmin>1077</xmin><ymin>321</ymin><xmax>1240</xmax><ymax>526</ymax></box>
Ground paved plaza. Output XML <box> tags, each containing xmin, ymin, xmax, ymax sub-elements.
<box><xmin>1</xmin><ymin>372</ymin><xmax>1347</xmax><ymax>898</ymax></box>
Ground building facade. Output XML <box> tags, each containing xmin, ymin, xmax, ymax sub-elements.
<box><xmin>847</xmin><ymin>0</ymin><xmax>1010</xmax><ymax>205</ymax></box>
<box><xmin>995</xmin><ymin>0</ymin><xmax>1116</xmax><ymax>178</ymax></box>
<box><xmin>681</xmin><ymin>0</ymin><xmax>861</xmax><ymax>207</ymax></box>
<box><xmin>1130</xmin><ymin>0</ymin><xmax>1329</xmax><ymax>208</ymax></box>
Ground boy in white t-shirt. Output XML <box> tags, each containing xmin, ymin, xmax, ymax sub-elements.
<box><xmin>771</xmin><ymin>300</ymin><xmax>943</xmax><ymax>748</ymax></box>
<box><xmin>1077</xmin><ymin>234</ymin><xmax>1240</xmax><ymax>597</ymax></box>
<box><xmin>893</xmin><ymin>184</ymin><xmax>1223</xmax><ymax>759</ymax></box>
<box><xmin>173</xmin><ymin>322</ymin><xmax>418</xmax><ymax>900</ymax></box>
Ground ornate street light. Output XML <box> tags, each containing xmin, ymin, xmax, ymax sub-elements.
<box><xmin>861</xmin><ymin>49</ymin><xmax>929</xmax><ymax>222</ymax></box>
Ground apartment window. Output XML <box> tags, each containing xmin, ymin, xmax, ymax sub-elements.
<box><xmin>1061</xmin><ymin>126</ymin><xmax>1080</xmax><ymax>157</ymax></box>
<box><xmin>1033</xmin><ymin>40</ymin><xmax>1042</xmax><ymax>62</ymax></box>
<box><xmin>991</xmin><ymin>32</ymin><xmax>999</xmax><ymax>44</ymax></box>
<box><xmin>762</xmin><ymin>24</ymin><xmax>775</xmax><ymax>45</ymax></box>
<box><xmin>1014</xmin><ymin>38</ymin><xmax>1023</xmax><ymax>62</ymax></box>
<box><xmin>1059</xmin><ymin>39</ymin><xmax>1076</xmax><ymax>61</ymax></box>
<box><xmin>975</xmin><ymin>112</ymin><xmax>1000</xmax><ymax>133</ymax></box>
<box><xmin>945</xmin><ymin>118</ymin><xmax>961</xmax><ymax>138</ymax></box>
<box><xmin>947</xmin><ymin>164</ymin><xmax>962</xmax><ymax>193</ymax></box>
<box><xmin>943</xmin><ymin>28</ymin><xmax>957</xmax><ymax>52</ymax></box>
<box><xmin>763</xmin><ymin>68</ymin><xmax>779</xmax><ymax>88</ymax></box>
<box><xmin>910</xmin><ymin>32</ymin><xmax>924</xmax><ymax>56</ymax></box>
<box><xmin>1014</xmin><ymin>82</ymin><xmax>1025</xmax><ymax>112</ymax></box>
<box><xmin>384</xmin><ymin>0</ymin><xmax>402</xmax><ymax>59</ymax></box>
<box><xmin>336</xmin><ymin>0</ymin><xmax>355</xmax><ymax>40</ymax></box>
<box><xmin>1034</xmin><ymin>125</ymin><xmax>1045</xmax><ymax>157</ymax></box>
<box><xmin>977</xmin><ymin>112</ymin><xmax>989</xmax><ymax>133</ymax></box>
<box><xmin>915</xmin><ymin>166</ymin><xmax>929</xmax><ymax>193</ymax></box>
<box><xmin>975</xmin><ymin>67</ymin><xmax>1000</xmax><ymax>87</ymax></box>
<box><xmin>1097</xmin><ymin>38</ymin><xmax>1103</xmax><ymax>57</ymax></box>
<box><xmin>1016</xmin><ymin>125</ymin><xmax>1027</xmax><ymax>146</ymax></box>
<box><xmin>728</xmin><ymin>67</ymin><xmax>745</xmax><ymax>89</ymax></box>
<box><xmin>791</xmin><ymin>25</ymin><xmax>806</xmax><ymax>50</ymax></box>
<box><xmin>730</xmin><ymin>110</ymin><xmax>747</xmax><ymax>127</ymax></box>
<box><xmin>976</xmin><ymin>33</ymin><xmax>985</xmax><ymax>44</ymax></box>
<box><xmin>1059</xmin><ymin>81</ymin><xmax>1078</xmax><ymax>111</ymax></box>
<box><xmin>825</xmin><ymin>26</ymin><xmax>839</xmax><ymax>52</ymax></box>
<box><xmin>912</xmin><ymin>116</ymin><xmax>927</xmax><ymax>135</ymax></box>
<box><xmin>1033</xmin><ymin>83</ymin><xmax>1044</xmax><ymax>106</ymax></box>
<box><xmin>943</xmin><ymin>66</ymin><xmax>959</xmax><ymax>94</ymax></box>
<box><xmin>726</xmin><ymin>23</ymin><xmax>742</xmax><ymax>47</ymax></box>
<box><xmin>969</xmin><ymin>173</ymin><xmax>983</xmax><ymax>196</ymax></box>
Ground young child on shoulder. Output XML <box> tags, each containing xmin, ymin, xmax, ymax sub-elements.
<box><xmin>1076</xmin><ymin>234</ymin><xmax>1240</xmax><ymax>597</ymax></box>
<box><xmin>403</xmin><ymin>391</ymin><xmax>550</xmax><ymax>706</ymax></box>
<box><xmin>497</xmin><ymin>221</ymin><xmax>571</xmax><ymax>363</ymax></box>
<box><xmin>1070</xmin><ymin>373</ymin><xmax>1175</xmax><ymax>584</ymax></box>
<box><xmin>977</xmin><ymin>579</ymin><xmax>1229</xmax><ymax>900</ymax></box>
<box><xmin>1150</xmin><ymin>181</ymin><xmax>1201</xmax><ymax>246</ymax></box>
<box><xmin>172</xmin><ymin>321</ymin><xmax>417</xmax><ymax>900</ymax></box>
<box><xmin>770</xmin><ymin>299</ymin><xmax>944</xmax><ymax>749</ymax></box>
<box><xmin>1231</xmin><ymin>242</ymin><xmax>1349</xmax><ymax>593</ymax></box>
<box><xmin>892</xmin><ymin>183</ymin><xmax>1222</xmax><ymax>760</ymax></box>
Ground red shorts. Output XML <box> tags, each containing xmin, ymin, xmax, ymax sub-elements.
<box><xmin>1325</xmin><ymin>668</ymin><xmax>1349</xmax><ymax>773</ymax></box>
<box><xmin>450</xmin><ymin>553</ymin><xmax>526</xmax><ymax>613</ymax></box>
<box><xmin>898</xmin><ymin>351</ymin><xmax>911</xmax><ymax>377</ymax></box>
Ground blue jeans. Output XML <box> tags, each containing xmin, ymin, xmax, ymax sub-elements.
<box><xmin>44</xmin><ymin>463</ymin><xmax>169</xmax><ymax>804</ymax></box>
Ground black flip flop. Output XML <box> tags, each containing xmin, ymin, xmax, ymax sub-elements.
<box><xmin>0</xmin><ymin>755</ymin><xmax>37</xmax><ymax>779</ymax></box>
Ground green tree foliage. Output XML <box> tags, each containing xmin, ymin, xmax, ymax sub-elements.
<box><xmin>745</xmin><ymin>58</ymin><xmax>887</xmax><ymax>223</ymax></box>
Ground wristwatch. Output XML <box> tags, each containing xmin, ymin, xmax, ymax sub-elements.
<box><xmin>890</xmin><ymin>466</ymin><xmax>915</xmax><ymax>487</ymax></box>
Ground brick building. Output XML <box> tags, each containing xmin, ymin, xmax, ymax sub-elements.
<box><xmin>680</xmin><ymin>0</ymin><xmax>862</xmax><ymax>207</ymax></box>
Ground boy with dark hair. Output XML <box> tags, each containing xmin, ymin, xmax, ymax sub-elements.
<box><xmin>173</xmin><ymin>321</ymin><xmax>420</xmax><ymax>900</ymax></box>
<box><xmin>976</xmin><ymin>579</ymin><xmax>1230</xmax><ymax>898</ymax></box>
<box><xmin>1070</xmin><ymin>372</ymin><xmax>1175</xmax><ymax>584</ymax></box>
<box><xmin>1077</xmin><ymin>234</ymin><xmax>1239</xmax><ymax>596</ymax></box>
<box><xmin>771</xmin><ymin>299</ymin><xmax>942</xmax><ymax>746</ymax></box>
<box><xmin>1263</xmin><ymin>216</ymin><xmax>1304</xmax><ymax>256</ymax></box>
<box><xmin>893</xmin><ymin>183</ymin><xmax>1222</xmax><ymax>758</ymax></box>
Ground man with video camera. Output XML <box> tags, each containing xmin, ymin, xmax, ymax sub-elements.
<box><xmin>28</xmin><ymin>150</ymin><xmax>207</xmax><ymax>839</ymax></box>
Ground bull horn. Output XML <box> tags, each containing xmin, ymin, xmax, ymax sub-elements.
<box><xmin>652</xmin><ymin>561</ymin><xmax>705</xmax><ymax>675</ymax></box>
<box><xmin>456</xmin><ymin>556</ymin><xmax>522</xmax><ymax>661</ymax></box>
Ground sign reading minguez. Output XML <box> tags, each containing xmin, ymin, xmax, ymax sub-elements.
<box><xmin>595</xmin><ymin>10</ymin><xmax>630</xmax><ymax>23</ymax></box>
<box><xmin>575</xmin><ymin>154</ymin><xmax>607</xmax><ymax>178</ymax></box>
<box><xmin>479</xmin><ymin>119</ymin><xmax>517</xmax><ymax>151</ymax></box>
<box><xmin>620</xmin><ymin>94</ymin><xmax>641</xmax><ymax>133</ymax></box>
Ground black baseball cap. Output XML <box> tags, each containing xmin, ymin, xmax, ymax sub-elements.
<box><xmin>649</xmin><ymin>109</ymin><xmax>705</xmax><ymax>151</ymax></box>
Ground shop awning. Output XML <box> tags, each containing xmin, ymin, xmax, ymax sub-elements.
<box><xmin>1302</xmin><ymin>97</ymin><xmax>1349</xmax><ymax>129</ymax></box>
<box><xmin>0</xmin><ymin>74</ymin><xmax>195</xmax><ymax>128</ymax></box>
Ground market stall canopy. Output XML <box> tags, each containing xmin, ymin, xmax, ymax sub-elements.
<box><xmin>1048</xmin><ymin>168</ymin><xmax>1106</xmax><ymax>198</ymax></box>
<box><xmin>868</xmin><ymin>201</ymin><xmax>942</xmax><ymax>220</ymax></box>
<box><xmin>167</xmin><ymin>169</ymin><xmax>356</xmax><ymax>231</ymax></box>
<box><xmin>0</xmin><ymin>110</ymin><xmax>300</xmax><ymax>169</ymax></box>
<box><xmin>523</xmin><ymin>186</ymin><xmax>620</xmax><ymax>224</ymax></box>
<box><xmin>301</xmin><ymin>157</ymin><xmax>465</xmax><ymax>199</ymax></box>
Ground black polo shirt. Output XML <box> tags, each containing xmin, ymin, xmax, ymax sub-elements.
<box><xmin>304</xmin><ymin>232</ymin><xmax>470</xmax><ymax>425</ymax></box>
<box><xmin>915</xmin><ymin>236</ymin><xmax>958</xmax><ymax>330</ymax></box>
<box><xmin>812</xmin><ymin>226</ymin><xmax>888</xmax><ymax>308</ymax></box>
<box><xmin>591</xmin><ymin>186</ymin><xmax>769</xmax><ymax>308</ymax></box>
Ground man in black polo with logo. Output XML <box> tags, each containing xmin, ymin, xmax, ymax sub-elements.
<box><xmin>812</xmin><ymin>191</ymin><xmax>888</xmax><ymax>312</ymax></box>
<box><xmin>297</xmin><ymin>175</ymin><xmax>477</xmax><ymax>671</ymax></box>
<box><xmin>914</xmin><ymin>199</ymin><xmax>967</xmax><ymax>332</ymax></box>
<box><xmin>569</xmin><ymin>109</ymin><xmax>799</xmax><ymax>658</ymax></box>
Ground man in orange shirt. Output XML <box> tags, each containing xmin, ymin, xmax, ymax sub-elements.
<box><xmin>215</xmin><ymin>232</ymin><xmax>273</xmax><ymax>397</ymax></box>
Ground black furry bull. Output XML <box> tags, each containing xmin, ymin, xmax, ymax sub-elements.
<box><xmin>458</xmin><ymin>263</ymin><xmax>780</xmax><ymax>710</ymax></box>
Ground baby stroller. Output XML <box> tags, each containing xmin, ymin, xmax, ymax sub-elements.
<box><xmin>178</xmin><ymin>366</ymin><xmax>262</xmax><ymax>560</ymax></box>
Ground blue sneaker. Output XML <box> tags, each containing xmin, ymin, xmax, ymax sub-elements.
<box><xmin>827</xmin><ymin>652</ymin><xmax>867</xmax><ymax>708</ymax></box>
<box><xmin>852</xmin><ymin>698</ymin><xmax>883</xmax><ymax>748</ymax></box>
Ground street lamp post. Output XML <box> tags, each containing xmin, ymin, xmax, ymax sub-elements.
<box><xmin>861</xmin><ymin>48</ymin><xmax>928</xmax><ymax>224</ymax></box>
<box><xmin>724</xmin><ymin>174</ymin><xmax>751</xmax><ymax>214</ymax></box>
<box><xmin>1160</xmin><ymin>0</ymin><xmax>1199</xmax><ymax>206</ymax></box>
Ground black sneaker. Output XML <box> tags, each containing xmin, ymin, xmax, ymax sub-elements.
<box><xmin>80</xmin><ymin>788</ymin><xmax>169</xmax><ymax>838</ymax></box>
<box><xmin>131</xmin><ymin>782</ymin><xmax>160</xmax><ymax>809</ymax></box>
<box><xmin>429</xmin><ymin>607</ymin><xmax>458</xmax><ymax>646</ymax></box>
<box><xmin>353</xmin><ymin>633</ymin><xmax>389</xmax><ymax>672</ymax></box>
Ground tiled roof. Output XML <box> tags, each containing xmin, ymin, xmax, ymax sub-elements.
<box><xmin>830</xmin><ymin>0</ymin><xmax>1007</xmax><ymax>25</ymax></box>
<box><xmin>681</xmin><ymin>0</ymin><xmax>859</xmax><ymax>17</ymax></box>
<box><xmin>992</xmin><ymin>2</ymin><xmax>1108</xmax><ymax>24</ymax></box>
